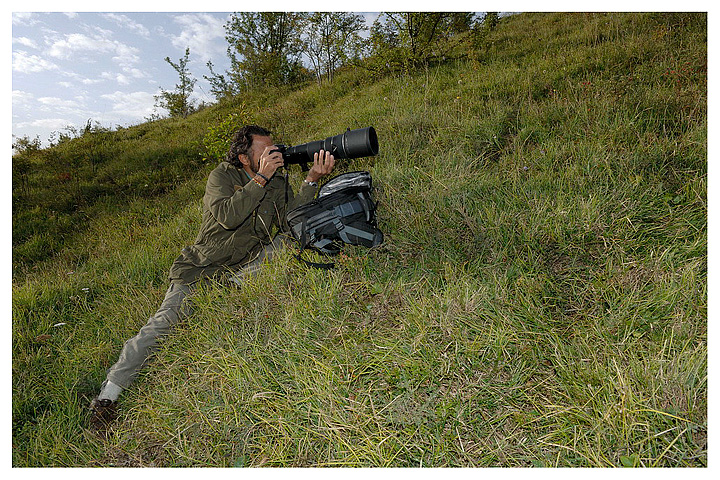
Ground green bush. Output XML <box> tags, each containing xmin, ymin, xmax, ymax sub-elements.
<box><xmin>201</xmin><ymin>105</ymin><xmax>255</xmax><ymax>162</ymax></box>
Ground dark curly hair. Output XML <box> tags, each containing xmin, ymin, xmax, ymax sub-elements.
<box><xmin>225</xmin><ymin>125</ymin><xmax>272</xmax><ymax>167</ymax></box>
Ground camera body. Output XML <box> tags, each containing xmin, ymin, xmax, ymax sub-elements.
<box><xmin>273</xmin><ymin>126</ymin><xmax>378</xmax><ymax>171</ymax></box>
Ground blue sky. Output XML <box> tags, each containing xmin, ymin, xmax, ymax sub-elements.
<box><xmin>11</xmin><ymin>10</ymin><xmax>382</xmax><ymax>147</ymax></box>
<box><xmin>11</xmin><ymin>12</ymin><xmax>232</xmax><ymax>145</ymax></box>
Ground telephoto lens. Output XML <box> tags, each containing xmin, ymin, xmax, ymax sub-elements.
<box><xmin>323</xmin><ymin>126</ymin><xmax>379</xmax><ymax>159</ymax></box>
<box><xmin>280</xmin><ymin>127</ymin><xmax>378</xmax><ymax>169</ymax></box>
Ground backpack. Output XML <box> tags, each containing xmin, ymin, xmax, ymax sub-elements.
<box><xmin>286</xmin><ymin>171</ymin><xmax>384</xmax><ymax>269</ymax></box>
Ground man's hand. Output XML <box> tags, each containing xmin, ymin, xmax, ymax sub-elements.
<box><xmin>257</xmin><ymin>146</ymin><xmax>285</xmax><ymax>179</ymax></box>
<box><xmin>306</xmin><ymin>149</ymin><xmax>335</xmax><ymax>183</ymax></box>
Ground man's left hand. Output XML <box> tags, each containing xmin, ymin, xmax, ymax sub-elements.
<box><xmin>306</xmin><ymin>149</ymin><xmax>335</xmax><ymax>183</ymax></box>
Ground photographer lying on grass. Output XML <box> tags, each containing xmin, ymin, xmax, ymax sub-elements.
<box><xmin>89</xmin><ymin>125</ymin><xmax>335</xmax><ymax>431</ymax></box>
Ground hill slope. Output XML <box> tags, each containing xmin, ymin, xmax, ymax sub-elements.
<box><xmin>12</xmin><ymin>12</ymin><xmax>706</xmax><ymax>467</ymax></box>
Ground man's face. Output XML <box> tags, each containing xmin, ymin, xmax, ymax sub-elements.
<box><xmin>245</xmin><ymin>135</ymin><xmax>274</xmax><ymax>172</ymax></box>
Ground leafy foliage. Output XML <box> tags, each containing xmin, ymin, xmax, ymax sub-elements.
<box><xmin>201</xmin><ymin>106</ymin><xmax>256</xmax><ymax>162</ymax></box>
<box><xmin>223</xmin><ymin>12</ymin><xmax>309</xmax><ymax>90</ymax></box>
<box><xmin>304</xmin><ymin>12</ymin><xmax>366</xmax><ymax>84</ymax></box>
<box><xmin>366</xmin><ymin>12</ymin><xmax>480</xmax><ymax>74</ymax></box>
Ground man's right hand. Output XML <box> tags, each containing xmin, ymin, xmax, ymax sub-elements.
<box><xmin>258</xmin><ymin>146</ymin><xmax>285</xmax><ymax>179</ymax></box>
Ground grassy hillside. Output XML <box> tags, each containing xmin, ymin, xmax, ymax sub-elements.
<box><xmin>12</xmin><ymin>12</ymin><xmax>707</xmax><ymax>467</ymax></box>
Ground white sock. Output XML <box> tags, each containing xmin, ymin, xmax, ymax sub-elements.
<box><xmin>99</xmin><ymin>380</ymin><xmax>123</xmax><ymax>402</ymax></box>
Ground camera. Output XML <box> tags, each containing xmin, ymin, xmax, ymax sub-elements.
<box><xmin>273</xmin><ymin>126</ymin><xmax>379</xmax><ymax>170</ymax></box>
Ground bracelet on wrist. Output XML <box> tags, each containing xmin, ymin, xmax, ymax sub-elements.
<box><xmin>304</xmin><ymin>179</ymin><xmax>318</xmax><ymax>187</ymax></box>
<box><xmin>252</xmin><ymin>176</ymin><xmax>266</xmax><ymax>188</ymax></box>
<box><xmin>256</xmin><ymin>172</ymin><xmax>270</xmax><ymax>182</ymax></box>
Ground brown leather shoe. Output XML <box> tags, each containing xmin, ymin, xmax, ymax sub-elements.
<box><xmin>89</xmin><ymin>397</ymin><xmax>117</xmax><ymax>434</ymax></box>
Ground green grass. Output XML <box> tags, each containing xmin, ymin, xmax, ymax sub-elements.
<box><xmin>12</xmin><ymin>12</ymin><xmax>706</xmax><ymax>467</ymax></box>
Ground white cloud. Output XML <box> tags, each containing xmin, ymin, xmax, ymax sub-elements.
<box><xmin>171</xmin><ymin>13</ymin><xmax>228</xmax><ymax>64</ymax></box>
<box><xmin>101</xmin><ymin>13</ymin><xmax>151</xmax><ymax>38</ymax></box>
<box><xmin>111</xmin><ymin>43</ymin><xmax>141</xmax><ymax>69</ymax></box>
<box><xmin>100</xmin><ymin>91</ymin><xmax>157</xmax><ymax>119</ymax></box>
<box><xmin>37</xmin><ymin>97</ymin><xmax>80</xmax><ymax>109</ymax></box>
<box><xmin>12</xmin><ymin>12</ymin><xmax>39</xmax><ymax>26</ymax></box>
<box><xmin>12</xmin><ymin>90</ymin><xmax>35</xmax><ymax>106</ymax></box>
<box><xmin>61</xmin><ymin>71</ymin><xmax>103</xmax><ymax>85</ymax></box>
<box><xmin>13</xmin><ymin>37</ymin><xmax>38</xmax><ymax>49</ymax></box>
<box><xmin>43</xmin><ymin>31</ymin><xmax>148</xmax><ymax>85</ymax></box>
<box><xmin>46</xmin><ymin>31</ymin><xmax>141</xmax><ymax>69</ymax></box>
<box><xmin>12</xmin><ymin>51</ymin><xmax>59</xmax><ymax>74</ymax></box>
<box><xmin>16</xmin><ymin>118</ymin><xmax>73</xmax><ymax>130</ymax></box>
<box><xmin>80</xmin><ymin>77</ymin><xmax>103</xmax><ymax>86</ymax></box>
<box><xmin>100</xmin><ymin>69</ymin><xmax>145</xmax><ymax>86</ymax></box>
<box><xmin>33</xmin><ymin>96</ymin><xmax>92</xmax><ymax>122</ymax></box>
<box><xmin>126</xmin><ymin>68</ymin><xmax>147</xmax><ymax>79</ymax></box>
<box><xmin>13</xmin><ymin>89</ymin><xmax>90</xmax><ymax>125</ymax></box>
<box><xmin>46</xmin><ymin>32</ymin><xmax>118</xmax><ymax>60</ymax></box>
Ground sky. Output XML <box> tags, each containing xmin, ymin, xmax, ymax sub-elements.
<box><xmin>11</xmin><ymin>10</ymin><xmax>384</xmax><ymax>147</ymax></box>
<box><xmin>12</xmin><ymin>11</ymin><xmax>231</xmax><ymax>145</ymax></box>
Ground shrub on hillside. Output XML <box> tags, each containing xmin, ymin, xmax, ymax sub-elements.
<box><xmin>201</xmin><ymin>107</ymin><xmax>255</xmax><ymax>163</ymax></box>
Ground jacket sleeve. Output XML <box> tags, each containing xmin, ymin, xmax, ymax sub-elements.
<box><xmin>204</xmin><ymin>168</ymin><xmax>266</xmax><ymax>230</ymax></box>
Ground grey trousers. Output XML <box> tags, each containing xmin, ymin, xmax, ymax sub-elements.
<box><xmin>105</xmin><ymin>237</ymin><xmax>284</xmax><ymax>389</ymax></box>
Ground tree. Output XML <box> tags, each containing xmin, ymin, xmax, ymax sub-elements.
<box><xmin>204</xmin><ymin>60</ymin><xmax>238</xmax><ymax>99</ymax></box>
<box><xmin>155</xmin><ymin>47</ymin><xmax>196</xmax><ymax>118</ymax></box>
<box><xmin>483</xmin><ymin>12</ymin><xmax>500</xmax><ymax>31</ymax></box>
<box><xmin>391</xmin><ymin>12</ymin><xmax>443</xmax><ymax>63</ymax></box>
<box><xmin>223</xmin><ymin>12</ymin><xmax>308</xmax><ymax>90</ymax></box>
<box><xmin>367</xmin><ymin>12</ymin><xmax>479</xmax><ymax>73</ymax></box>
<box><xmin>304</xmin><ymin>12</ymin><xmax>366</xmax><ymax>84</ymax></box>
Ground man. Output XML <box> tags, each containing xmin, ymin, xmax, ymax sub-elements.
<box><xmin>89</xmin><ymin>125</ymin><xmax>335</xmax><ymax>429</ymax></box>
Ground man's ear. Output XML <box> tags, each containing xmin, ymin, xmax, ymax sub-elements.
<box><xmin>238</xmin><ymin>154</ymin><xmax>250</xmax><ymax>167</ymax></box>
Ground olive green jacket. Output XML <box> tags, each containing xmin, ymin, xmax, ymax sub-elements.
<box><xmin>168</xmin><ymin>161</ymin><xmax>317</xmax><ymax>284</ymax></box>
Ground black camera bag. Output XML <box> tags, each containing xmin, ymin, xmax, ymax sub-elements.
<box><xmin>286</xmin><ymin>171</ymin><xmax>383</xmax><ymax>269</ymax></box>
